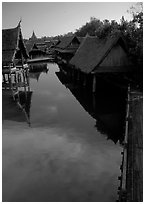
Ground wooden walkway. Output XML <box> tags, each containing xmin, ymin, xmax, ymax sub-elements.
<box><xmin>119</xmin><ymin>88</ymin><xmax>143</xmax><ymax>201</ymax></box>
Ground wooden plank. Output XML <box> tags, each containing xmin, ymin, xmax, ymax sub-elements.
<box><xmin>119</xmin><ymin>87</ymin><xmax>143</xmax><ymax>202</ymax></box>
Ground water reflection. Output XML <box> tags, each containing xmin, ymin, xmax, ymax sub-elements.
<box><xmin>2</xmin><ymin>88</ymin><xmax>32</xmax><ymax>124</ymax></box>
<box><xmin>3</xmin><ymin>63</ymin><xmax>125</xmax><ymax>202</ymax></box>
<box><xmin>29</xmin><ymin>69</ymin><xmax>49</xmax><ymax>82</ymax></box>
<box><xmin>55</xmin><ymin>70</ymin><xmax>126</xmax><ymax>144</ymax></box>
<box><xmin>29</xmin><ymin>62</ymin><xmax>49</xmax><ymax>73</ymax></box>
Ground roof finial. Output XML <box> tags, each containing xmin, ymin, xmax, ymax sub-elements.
<box><xmin>18</xmin><ymin>17</ymin><xmax>22</xmax><ymax>27</ymax></box>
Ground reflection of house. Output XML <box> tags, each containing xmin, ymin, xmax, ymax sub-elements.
<box><xmin>2</xmin><ymin>89</ymin><xmax>33</xmax><ymax>125</ymax></box>
<box><xmin>56</xmin><ymin>70</ymin><xmax>126</xmax><ymax>143</ymax></box>
<box><xmin>70</xmin><ymin>34</ymin><xmax>134</xmax><ymax>92</ymax></box>
<box><xmin>18</xmin><ymin>91</ymin><xmax>33</xmax><ymax>124</ymax></box>
<box><xmin>55</xmin><ymin>36</ymin><xmax>81</xmax><ymax>64</ymax></box>
<box><xmin>2</xmin><ymin>23</ymin><xmax>32</xmax><ymax>125</ymax></box>
<box><xmin>29</xmin><ymin>62</ymin><xmax>48</xmax><ymax>72</ymax></box>
<box><xmin>29</xmin><ymin>68</ymin><xmax>48</xmax><ymax>81</ymax></box>
<box><xmin>29</xmin><ymin>72</ymin><xmax>41</xmax><ymax>81</ymax></box>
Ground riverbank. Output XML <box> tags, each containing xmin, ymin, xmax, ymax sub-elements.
<box><xmin>119</xmin><ymin>89</ymin><xmax>143</xmax><ymax>201</ymax></box>
<box><xmin>127</xmin><ymin>90</ymin><xmax>143</xmax><ymax>201</ymax></box>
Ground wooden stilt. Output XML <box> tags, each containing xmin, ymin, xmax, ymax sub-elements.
<box><xmin>3</xmin><ymin>74</ymin><xmax>6</xmax><ymax>83</ymax></box>
<box><xmin>83</xmin><ymin>74</ymin><xmax>87</xmax><ymax>86</ymax></box>
<box><xmin>92</xmin><ymin>94</ymin><xmax>96</xmax><ymax>112</ymax></box>
<box><xmin>92</xmin><ymin>75</ymin><xmax>96</xmax><ymax>93</ymax></box>
<box><xmin>77</xmin><ymin>70</ymin><xmax>80</xmax><ymax>81</ymax></box>
<box><xmin>21</xmin><ymin>52</ymin><xmax>27</xmax><ymax>98</ymax></box>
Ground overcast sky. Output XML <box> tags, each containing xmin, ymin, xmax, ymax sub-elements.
<box><xmin>2</xmin><ymin>2</ymin><xmax>135</xmax><ymax>39</ymax></box>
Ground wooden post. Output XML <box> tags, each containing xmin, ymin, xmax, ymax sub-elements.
<box><xmin>26</xmin><ymin>69</ymin><xmax>30</xmax><ymax>92</ymax></box>
<box><xmin>92</xmin><ymin>75</ymin><xmax>96</xmax><ymax>93</ymax></box>
<box><xmin>3</xmin><ymin>74</ymin><xmax>6</xmax><ymax>84</ymax></box>
<box><xmin>21</xmin><ymin>52</ymin><xmax>27</xmax><ymax>97</ymax></box>
<box><xmin>9</xmin><ymin>65</ymin><xmax>12</xmax><ymax>90</ymax></box>
<box><xmin>83</xmin><ymin>73</ymin><xmax>87</xmax><ymax>86</ymax></box>
<box><xmin>77</xmin><ymin>70</ymin><xmax>80</xmax><ymax>81</ymax></box>
<box><xmin>92</xmin><ymin>93</ymin><xmax>96</xmax><ymax>112</ymax></box>
<box><xmin>71</xmin><ymin>69</ymin><xmax>73</xmax><ymax>81</ymax></box>
<box><xmin>72</xmin><ymin>69</ymin><xmax>75</xmax><ymax>82</ymax></box>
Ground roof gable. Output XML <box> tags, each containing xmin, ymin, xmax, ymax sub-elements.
<box><xmin>70</xmin><ymin>34</ymin><xmax>129</xmax><ymax>73</ymax></box>
<box><xmin>56</xmin><ymin>36</ymin><xmax>80</xmax><ymax>49</ymax></box>
<box><xmin>2</xmin><ymin>24</ymin><xmax>29</xmax><ymax>64</ymax></box>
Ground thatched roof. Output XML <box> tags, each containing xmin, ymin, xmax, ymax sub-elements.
<box><xmin>77</xmin><ymin>37</ymin><xmax>85</xmax><ymax>43</ymax></box>
<box><xmin>25</xmin><ymin>38</ymin><xmax>46</xmax><ymax>53</ymax></box>
<box><xmin>70</xmin><ymin>34</ymin><xmax>132</xmax><ymax>74</ymax></box>
<box><xmin>55</xmin><ymin>48</ymin><xmax>76</xmax><ymax>54</ymax></box>
<box><xmin>25</xmin><ymin>41</ymin><xmax>35</xmax><ymax>53</ymax></box>
<box><xmin>2</xmin><ymin>23</ymin><xmax>29</xmax><ymax>64</ymax></box>
<box><xmin>56</xmin><ymin>36</ymin><xmax>80</xmax><ymax>49</ymax></box>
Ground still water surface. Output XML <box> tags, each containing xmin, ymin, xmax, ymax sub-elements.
<box><xmin>3</xmin><ymin>63</ymin><xmax>125</xmax><ymax>201</ymax></box>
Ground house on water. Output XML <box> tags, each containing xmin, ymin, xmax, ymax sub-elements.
<box><xmin>2</xmin><ymin>22</ymin><xmax>29</xmax><ymax>87</ymax></box>
<box><xmin>45</xmin><ymin>39</ymin><xmax>60</xmax><ymax>56</ymax></box>
<box><xmin>55</xmin><ymin>35</ymin><xmax>81</xmax><ymax>64</ymax></box>
<box><xmin>70</xmin><ymin>34</ymin><xmax>134</xmax><ymax>92</ymax></box>
<box><xmin>29</xmin><ymin>43</ymin><xmax>47</xmax><ymax>59</ymax></box>
<box><xmin>25</xmin><ymin>31</ymin><xmax>47</xmax><ymax>59</ymax></box>
<box><xmin>2</xmin><ymin>22</ymin><xmax>32</xmax><ymax>125</ymax></box>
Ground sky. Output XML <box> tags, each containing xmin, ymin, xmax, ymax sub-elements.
<box><xmin>2</xmin><ymin>2</ymin><xmax>135</xmax><ymax>39</ymax></box>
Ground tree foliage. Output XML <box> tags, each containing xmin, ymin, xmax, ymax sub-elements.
<box><xmin>74</xmin><ymin>3</ymin><xmax>143</xmax><ymax>65</ymax></box>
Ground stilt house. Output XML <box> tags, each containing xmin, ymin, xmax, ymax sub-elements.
<box><xmin>55</xmin><ymin>36</ymin><xmax>81</xmax><ymax>64</ymax></box>
<box><xmin>26</xmin><ymin>31</ymin><xmax>47</xmax><ymax>59</ymax></box>
<box><xmin>29</xmin><ymin>43</ymin><xmax>47</xmax><ymax>59</ymax></box>
<box><xmin>2</xmin><ymin>22</ymin><xmax>29</xmax><ymax>72</ymax></box>
<box><xmin>70</xmin><ymin>34</ymin><xmax>134</xmax><ymax>91</ymax></box>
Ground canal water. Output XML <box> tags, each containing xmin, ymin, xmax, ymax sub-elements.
<box><xmin>2</xmin><ymin>63</ymin><xmax>126</xmax><ymax>202</ymax></box>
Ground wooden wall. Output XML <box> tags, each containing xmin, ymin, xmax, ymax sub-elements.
<box><xmin>100</xmin><ymin>44</ymin><xmax>132</xmax><ymax>68</ymax></box>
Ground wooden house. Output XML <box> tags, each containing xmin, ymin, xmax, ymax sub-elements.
<box><xmin>2</xmin><ymin>22</ymin><xmax>29</xmax><ymax>72</ymax></box>
<box><xmin>70</xmin><ymin>34</ymin><xmax>134</xmax><ymax>92</ymax></box>
<box><xmin>45</xmin><ymin>39</ymin><xmax>60</xmax><ymax>56</ymax></box>
<box><xmin>29</xmin><ymin>43</ymin><xmax>47</xmax><ymax>59</ymax></box>
<box><xmin>55</xmin><ymin>36</ymin><xmax>81</xmax><ymax>64</ymax></box>
<box><xmin>2</xmin><ymin>22</ymin><xmax>31</xmax><ymax>112</ymax></box>
<box><xmin>26</xmin><ymin>31</ymin><xmax>47</xmax><ymax>59</ymax></box>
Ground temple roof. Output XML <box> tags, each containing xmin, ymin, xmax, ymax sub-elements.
<box><xmin>29</xmin><ymin>30</ymin><xmax>37</xmax><ymax>41</ymax></box>
<box><xmin>2</xmin><ymin>23</ymin><xmax>29</xmax><ymax>64</ymax></box>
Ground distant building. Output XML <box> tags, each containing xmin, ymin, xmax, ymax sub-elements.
<box><xmin>55</xmin><ymin>35</ymin><xmax>81</xmax><ymax>64</ymax></box>
<box><xmin>29</xmin><ymin>43</ymin><xmax>47</xmax><ymax>59</ymax></box>
<box><xmin>26</xmin><ymin>31</ymin><xmax>48</xmax><ymax>59</ymax></box>
<box><xmin>29</xmin><ymin>30</ymin><xmax>37</xmax><ymax>41</ymax></box>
